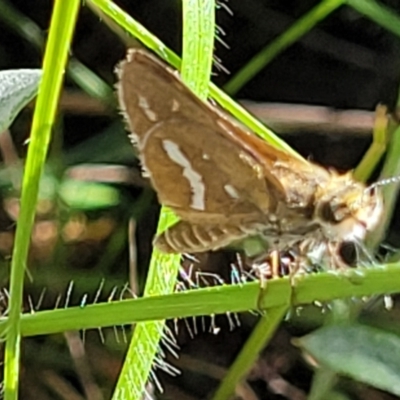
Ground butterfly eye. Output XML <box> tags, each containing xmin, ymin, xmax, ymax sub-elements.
<box><xmin>319</xmin><ymin>201</ymin><xmax>339</xmax><ymax>223</ymax></box>
<box><xmin>368</xmin><ymin>186</ymin><xmax>377</xmax><ymax>197</ymax></box>
<box><xmin>318</xmin><ymin>201</ymin><xmax>349</xmax><ymax>223</ymax></box>
<box><xmin>338</xmin><ymin>241</ymin><xmax>357</xmax><ymax>267</ymax></box>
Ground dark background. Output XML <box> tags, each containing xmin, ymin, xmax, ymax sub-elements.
<box><xmin>1</xmin><ymin>1</ymin><xmax>400</xmax><ymax>399</ymax></box>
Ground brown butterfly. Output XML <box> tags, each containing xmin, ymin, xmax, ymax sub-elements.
<box><xmin>116</xmin><ymin>49</ymin><xmax>382</xmax><ymax>267</ymax></box>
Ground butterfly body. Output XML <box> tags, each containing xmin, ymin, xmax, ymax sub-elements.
<box><xmin>117</xmin><ymin>50</ymin><xmax>382</xmax><ymax>262</ymax></box>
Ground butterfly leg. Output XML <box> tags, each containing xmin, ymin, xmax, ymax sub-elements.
<box><xmin>253</xmin><ymin>248</ymin><xmax>284</xmax><ymax>313</ymax></box>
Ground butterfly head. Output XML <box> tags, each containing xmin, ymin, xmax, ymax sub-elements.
<box><xmin>314</xmin><ymin>173</ymin><xmax>383</xmax><ymax>242</ymax></box>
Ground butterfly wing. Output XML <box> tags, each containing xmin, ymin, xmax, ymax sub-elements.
<box><xmin>117</xmin><ymin>49</ymin><xmax>283</xmax><ymax>225</ymax></box>
<box><xmin>117</xmin><ymin>50</ymin><xmax>331</xmax><ymax>252</ymax></box>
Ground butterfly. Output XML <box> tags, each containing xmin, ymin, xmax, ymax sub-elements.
<box><xmin>116</xmin><ymin>49</ymin><xmax>382</xmax><ymax>268</ymax></box>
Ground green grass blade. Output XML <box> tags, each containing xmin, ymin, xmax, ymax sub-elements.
<box><xmin>223</xmin><ymin>0</ymin><xmax>345</xmax><ymax>95</ymax></box>
<box><xmin>208</xmin><ymin>83</ymin><xmax>301</xmax><ymax>157</ymax></box>
<box><xmin>353</xmin><ymin>105</ymin><xmax>388</xmax><ymax>182</ymax></box>
<box><xmin>212</xmin><ymin>306</ymin><xmax>288</xmax><ymax>400</ymax></box>
<box><xmin>0</xmin><ymin>0</ymin><xmax>43</xmax><ymax>50</ymax></box>
<box><xmin>3</xmin><ymin>1</ymin><xmax>80</xmax><ymax>399</ymax></box>
<box><xmin>111</xmin><ymin>225</ymin><xmax>181</xmax><ymax>399</ymax></box>
<box><xmin>181</xmin><ymin>0</ymin><xmax>215</xmax><ymax>97</ymax></box>
<box><xmin>86</xmin><ymin>0</ymin><xmax>300</xmax><ymax>157</ymax></box>
<box><xmin>0</xmin><ymin>0</ymin><xmax>113</xmax><ymax>104</ymax></box>
<box><xmin>347</xmin><ymin>0</ymin><xmax>400</xmax><ymax>38</ymax></box>
<box><xmin>111</xmin><ymin>1</ymin><xmax>216</xmax><ymax>398</ymax></box>
<box><xmin>0</xmin><ymin>262</ymin><xmax>397</xmax><ymax>337</ymax></box>
<box><xmin>367</xmin><ymin>125</ymin><xmax>400</xmax><ymax>249</ymax></box>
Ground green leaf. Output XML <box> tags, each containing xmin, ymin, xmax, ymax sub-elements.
<box><xmin>59</xmin><ymin>179</ymin><xmax>120</xmax><ymax>209</ymax></box>
<box><xmin>296</xmin><ymin>324</ymin><xmax>400</xmax><ymax>396</ymax></box>
<box><xmin>0</xmin><ymin>69</ymin><xmax>42</xmax><ymax>132</ymax></box>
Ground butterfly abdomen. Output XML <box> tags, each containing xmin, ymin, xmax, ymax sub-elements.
<box><xmin>154</xmin><ymin>221</ymin><xmax>254</xmax><ymax>253</ymax></box>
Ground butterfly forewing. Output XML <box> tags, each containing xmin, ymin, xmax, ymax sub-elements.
<box><xmin>117</xmin><ymin>50</ymin><xmax>282</xmax><ymax>223</ymax></box>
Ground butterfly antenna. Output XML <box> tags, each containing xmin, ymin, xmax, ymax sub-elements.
<box><xmin>366</xmin><ymin>175</ymin><xmax>400</xmax><ymax>193</ymax></box>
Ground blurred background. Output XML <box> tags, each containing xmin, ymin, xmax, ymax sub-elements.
<box><xmin>1</xmin><ymin>0</ymin><xmax>400</xmax><ymax>399</ymax></box>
